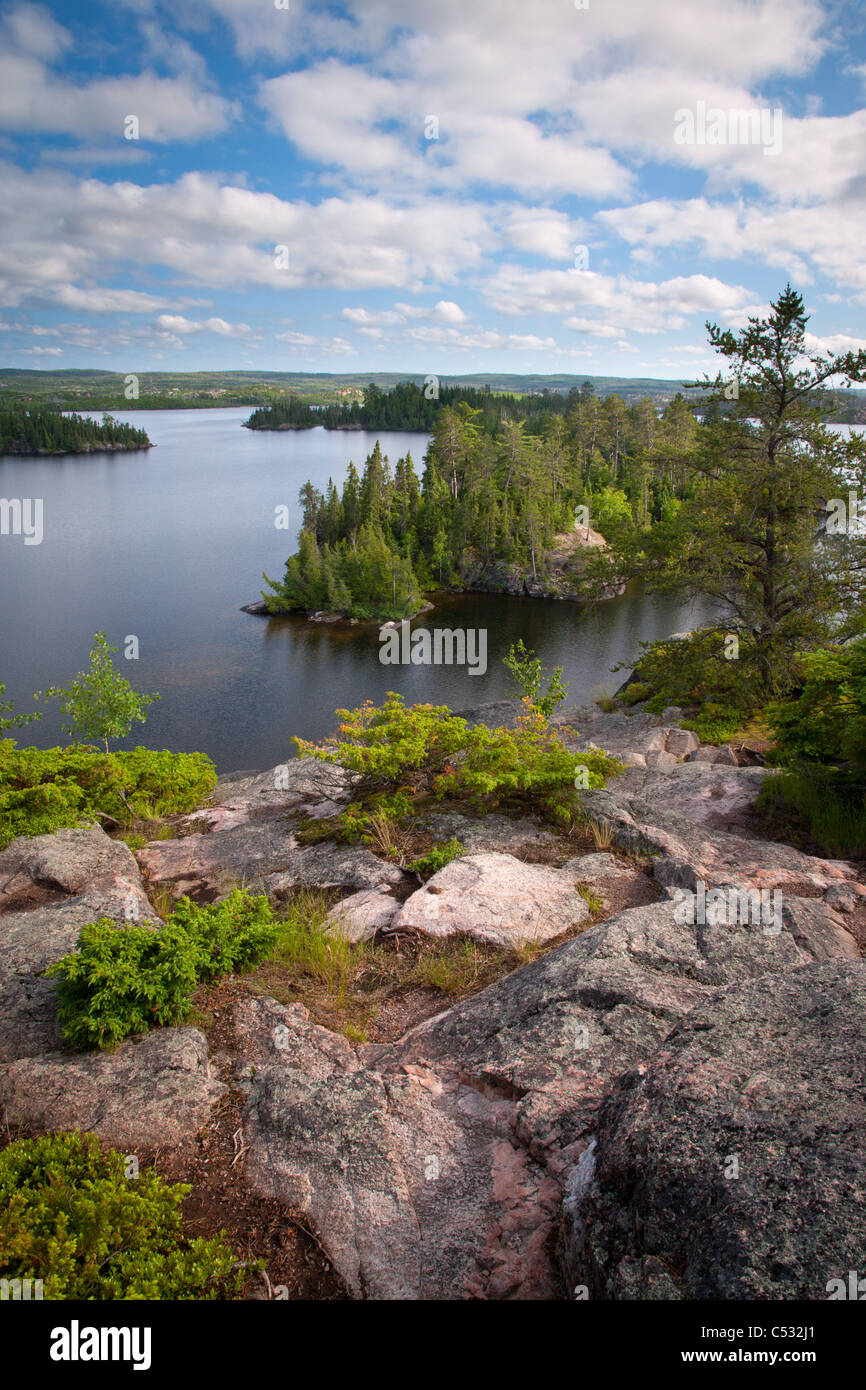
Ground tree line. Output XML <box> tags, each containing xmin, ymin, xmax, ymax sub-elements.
<box><xmin>243</xmin><ymin>379</ymin><xmax>626</xmax><ymax>434</ymax></box>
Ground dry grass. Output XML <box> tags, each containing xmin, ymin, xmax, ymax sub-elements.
<box><xmin>229</xmin><ymin>888</ymin><xmax>572</xmax><ymax>1041</ymax></box>
<box><xmin>589</xmin><ymin>818</ymin><xmax>614</xmax><ymax>850</ymax></box>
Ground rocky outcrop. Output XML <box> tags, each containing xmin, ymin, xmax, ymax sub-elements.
<box><xmin>579</xmin><ymin>771</ymin><xmax>856</xmax><ymax>894</ymax></box>
<box><xmin>237</xmin><ymin>889</ymin><xmax>860</xmax><ymax>1299</ymax></box>
<box><xmin>562</xmin><ymin>852</ymin><xmax>636</xmax><ymax>880</ymax></box>
<box><xmin>207</xmin><ymin>759</ymin><xmax>357</xmax><ymax>825</ymax></box>
<box><xmin>2</xmin><ymin>715</ymin><xmax>864</xmax><ymax>1302</ymax></box>
<box><xmin>0</xmin><ymin>827</ymin><xmax>226</xmax><ymax>1146</ymax></box>
<box><xmin>139</xmin><ymin>820</ymin><xmax>407</xmax><ymax>902</ymax></box>
<box><xmin>457</xmin><ymin>527</ymin><xmax>625</xmax><ymax>602</ymax></box>
<box><xmin>568</xmin><ymin>960</ymin><xmax>866</xmax><ymax>1300</ymax></box>
<box><xmin>419</xmin><ymin>810</ymin><xmax>560</xmax><ymax>857</ymax></box>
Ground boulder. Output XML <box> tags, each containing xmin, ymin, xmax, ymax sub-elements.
<box><xmin>0</xmin><ymin>1028</ymin><xmax>225</xmax><ymax>1150</ymax></box>
<box><xmin>324</xmin><ymin>888</ymin><xmax>401</xmax><ymax>942</ymax></box>
<box><xmin>139</xmin><ymin>825</ymin><xmax>405</xmax><ymax>901</ymax></box>
<box><xmin>259</xmin><ymin>843</ymin><xmax>406</xmax><ymax>899</ymax></box>
<box><xmin>824</xmin><ymin>882</ymin><xmax>866</xmax><ymax>914</ymax></box>
<box><xmin>664</xmin><ymin>728</ymin><xmax>700</xmax><ymax>758</ymax></box>
<box><xmin>568</xmin><ymin>960</ymin><xmax>866</xmax><ymax>1300</ymax></box>
<box><xmin>0</xmin><ymin>827</ymin><xmax>157</xmax><ymax>1063</ymax></box>
<box><xmin>209</xmin><ymin>759</ymin><xmax>357</xmax><ymax>816</ymax></box>
<box><xmin>419</xmin><ymin>811</ymin><xmax>559</xmax><ymax>857</ymax></box>
<box><xmin>686</xmin><ymin>744</ymin><xmax>738</xmax><ymax>765</ymax></box>
<box><xmin>138</xmin><ymin>819</ymin><xmax>299</xmax><ymax>899</ymax></box>
<box><xmin>0</xmin><ymin>826</ymin><xmax>143</xmax><ymax>909</ymax></box>
<box><xmin>561</xmin><ymin>853</ymin><xmax>635</xmax><ymax>880</ymax></box>
<box><xmin>579</xmin><ymin>766</ymin><xmax>858</xmax><ymax>893</ymax></box>
<box><xmin>644</xmin><ymin>750</ymin><xmax>678</xmax><ymax>772</ymax></box>
<box><xmin>388</xmin><ymin>852</ymin><xmax>590</xmax><ymax>947</ymax></box>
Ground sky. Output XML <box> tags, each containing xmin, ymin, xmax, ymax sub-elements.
<box><xmin>0</xmin><ymin>0</ymin><xmax>865</xmax><ymax>378</ymax></box>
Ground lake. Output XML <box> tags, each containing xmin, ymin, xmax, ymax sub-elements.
<box><xmin>1</xmin><ymin>406</ymin><xmax>719</xmax><ymax>772</ymax></box>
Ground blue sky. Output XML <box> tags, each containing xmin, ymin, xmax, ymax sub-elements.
<box><xmin>1</xmin><ymin>0</ymin><xmax>865</xmax><ymax>377</ymax></box>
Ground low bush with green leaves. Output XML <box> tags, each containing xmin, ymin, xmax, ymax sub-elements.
<box><xmin>618</xmin><ymin>681</ymin><xmax>651</xmax><ymax>706</ymax></box>
<box><xmin>0</xmin><ymin>1131</ymin><xmax>244</xmax><ymax>1300</ymax></box>
<box><xmin>757</xmin><ymin>640</ymin><xmax>866</xmax><ymax>855</ymax></box>
<box><xmin>294</xmin><ymin>691</ymin><xmax>621</xmax><ymax>825</ymax></box>
<box><xmin>0</xmin><ymin>742</ymin><xmax>217</xmax><ymax>848</ymax></box>
<box><xmin>621</xmin><ymin>628</ymin><xmax>765</xmax><ymax>731</ymax></box>
<box><xmin>407</xmin><ymin>837</ymin><xmax>464</xmax><ymax>879</ymax></box>
<box><xmin>47</xmin><ymin>889</ymin><xmax>278</xmax><ymax>1049</ymax></box>
<box><xmin>680</xmin><ymin>703</ymin><xmax>748</xmax><ymax>744</ymax></box>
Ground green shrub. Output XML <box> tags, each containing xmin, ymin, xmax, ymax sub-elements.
<box><xmin>294</xmin><ymin>693</ymin><xmax>621</xmax><ymax>824</ymax></box>
<box><xmin>680</xmin><ymin>703</ymin><xmax>746</xmax><ymax>744</ymax></box>
<box><xmin>0</xmin><ymin>742</ymin><xmax>217</xmax><ymax>848</ymax></box>
<box><xmin>296</xmin><ymin>789</ymin><xmax>416</xmax><ymax>849</ymax></box>
<box><xmin>47</xmin><ymin>890</ymin><xmax>278</xmax><ymax>1050</ymax></box>
<box><xmin>622</xmin><ymin>628</ymin><xmax>764</xmax><ymax>721</ymax></box>
<box><xmin>618</xmin><ymin>681</ymin><xmax>650</xmax><ymax>706</ymax></box>
<box><xmin>766</xmin><ymin>641</ymin><xmax>866</xmax><ymax>765</ymax></box>
<box><xmin>170</xmin><ymin>891</ymin><xmax>278</xmax><ymax>979</ymax></box>
<box><xmin>408</xmin><ymin>838</ymin><xmax>464</xmax><ymax>879</ymax></box>
<box><xmin>0</xmin><ymin>1131</ymin><xmax>243</xmax><ymax>1300</ymax></box>
<box><xmin>758</xmin><ymin>640</ymin><xmax>866</xmax><ymax>855</ymax></box>
<box><xmin>294</xmin><ymin>694</ymin><xmax>469</xmax><ymax>780</ymax></box>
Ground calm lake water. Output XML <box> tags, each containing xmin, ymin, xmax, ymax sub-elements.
<box><xmin>1</xmin><ymin>406</ymin><xmax>718</xmax><ymax>772</ymax></box>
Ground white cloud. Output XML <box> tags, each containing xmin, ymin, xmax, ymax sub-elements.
<box><xmin>55</xmin><ymin>286</ymin><xmax>184</xmax><ymax>314</ymax></box>
<box><xmin>274</xmin><ymin>329</ymin><xmax>355</xmax><ymax>355</ymax></box>
<box><xmin>599</xmin><ymin>197</ymin><xmax>866</xmax><ymax>294</ymax></box>
<box><xmin>0</xmin><ymin>164</ymin><xmax>496</xmax><ymax>310</ymax></box>
<box><xmin>501</xmin><ymin>209</ymin><xmax>585</xmax><ymax>262</ymax></box>
<box><xmin>805</xmin><ymin>329</ymin><xmax>866</xmax><ymax>356</ymax></box>
<box><xmin>247</xmin><ymin>0</ymin><xmax>827</xmax><ymax>202</ymax></box>
<box><xmin>484</xmin><ymin>266</ymin><xmax>754</xmax><ymax>335</ymax></box>
<box><xmin>0</xmin><ymin>5</ymin><xmax>233</xmax><ymax>143</ymax></box>
<box><xmin>3</xmin><ymin>3</ymin><xmax>71</xmax><ymax>62</ymax></box>
<box><xmin>156</xmin><ymin>313</ymin><xmax>251</xmax><ymax>336</ymax></box>
<box><xmin>341</xmin><ymin>299</ymin><xmax>468</xmax><ymax>331</ymax></box>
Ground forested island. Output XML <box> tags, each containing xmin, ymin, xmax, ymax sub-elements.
<box><xmin>261</xmin><ymin>288</ymin><xmax>866</xmax><ymax>637</ymax></box>
<box><xmin>260</xmin><ymin>379</ymin><xmax>701</xmax><ymax>621</ymax></box>
<box><xmin>0</xmin><ymin>405</ymin><xmax>151</xmax><ymax>455</ymax></box>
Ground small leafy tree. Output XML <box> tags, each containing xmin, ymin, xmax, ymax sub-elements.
<box><xmin>41</xmin><ymin>632</ymin><xmax>159</xmax><ymax>753</ymax></box>
<box><xmin>503</xmin><ymin>639</ymin><xmax>569</xmax><ymax>717</ymax></box>
<box><xmin>0</xmin><ymin>682</ymin><xmax>41</xmax><ymax>732</ymax></box>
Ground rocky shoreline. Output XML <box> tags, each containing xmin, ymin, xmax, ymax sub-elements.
<box><xmin>243</xmin><ymin>525</ymin><xmax>622</xmax><ymax>622</ymax></box>
<box><xmin>2</xmin><ymin>701</ymin><xmax>864</xmax><ymax>1299</ymax></box>
<box><xmin>3</xmin><ymin>440</ymin><xmax>153</xmax><ymax>455</ymax></box>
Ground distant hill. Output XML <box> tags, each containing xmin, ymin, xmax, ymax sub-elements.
<box><xmin>1</xmin><ymin>368</ymin><xmax>864</xmax><ymax>421</ymax></box>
